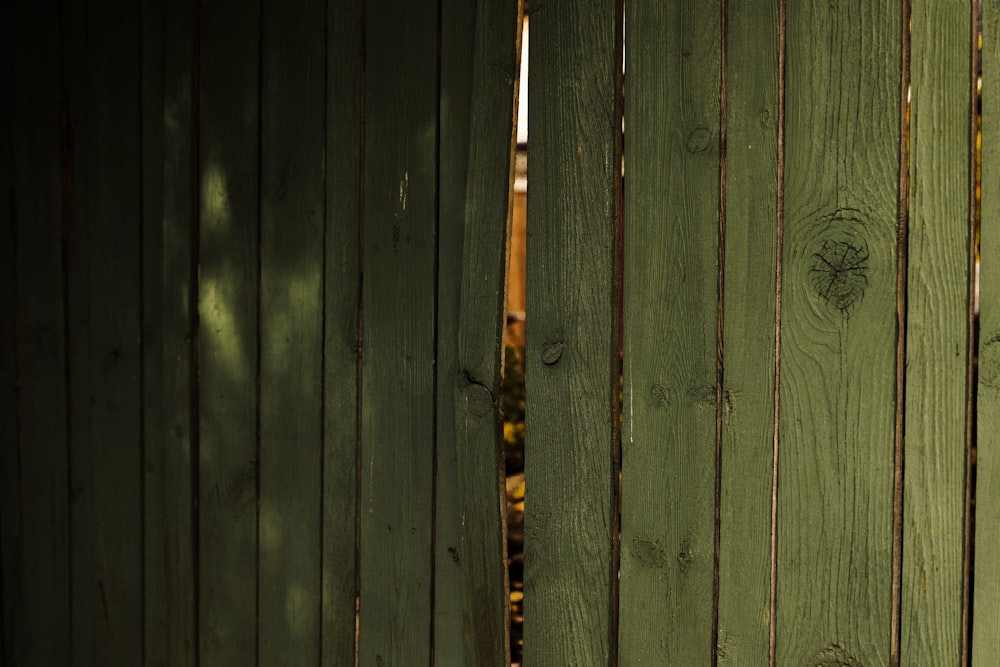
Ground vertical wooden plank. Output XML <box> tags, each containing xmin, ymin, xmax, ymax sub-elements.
<box><xmin>11</xmin><ymin>0</ymin><xmax>72</xmax><ymax>663</ymax></box>
<box><xmin>620</xmin><ymin>0</ymin><xmax>721</xmax><ymax>663</ymax></box>
<box><xmin>0</xmin><ymin>1</ymin><xmax>19</xmax><ymax>660</ymax></box>
<box><xmin>523</xmin><ymin>0</ymin><xmax>619</xmax><ymax>663</ymax></box>
<box><xmin>777</xmin><ymin>0</ymin><xmax>901</xmax><ymax>663</ymax></box>
<box><xmin>975</xmin><ymin>2</ymin><xmax>1000</xmax><ymax>663</ymax></box>
<box><xmin>141</xmin><ymin>0</ymin><xmax>197</xmax><ymax>663</ymax></box>
<box><xmin>903</xmin><ymin>0</ymin><xmax>972</xmax><ymax>663</ymax></box>
<box><xmin>358</xmin><ymin>0</ymin><xmax>438</xmax><ymax>662</ymax></box>
<box><xmin>452</xmin><ymin>0</ymin><xmax>521</xmax><ymax>664</ymax></box>
<box><xmin>257</xmin><ymin>0</ymin><xmax>325</xmax><ymax>661</ymax></box>
<box><xmin>322</xmin><ymin>0</ymin><xmax>362</xmax><ymax>662</ymax></box>
<box><xmin>63</xmin><ymin>0</ymin><xmax>144</xmax><ymax>661</ymax></box>
<box><xmin>717</xmin><ymin>0</ymin><xmax>779</xmax><ymax>663</ymax></box>
<box><xmin>436</xmin><ymin>0</ymin><xmax>476</xmax><ymax>660</ymax></box>
<box><xmin>197</xmin><ymin>0</ymin><xmax>260</xmax><ymax>661</ymax></box>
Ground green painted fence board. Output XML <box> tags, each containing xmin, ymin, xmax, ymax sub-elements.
<box><xmin>453</xmin><ymin>0</ymin><xmax>521</xmax><ymax>664</ymax></box>
<box><xmin>620</xmin><ymin>1</ymin><xmax>721</xmax><ymax>664</ymax></box>
<box><xmin>717</xmin><ymin>0</ymin><xmax>779</xmax><ymax>663</ymax></box>
<box><xmin>975</xmin><ymin>2</ymin><xmax>1000</xmax><ymax>663</ymax></box>
<box><xmin>258</xmin><ymin>0</ymin><xmax>326</xmax><ymax>662</ymax></box>
<box><xmin>358</xmin><ymin>0</ymin><xmax>438</xmax><ymax>662</ymax></box>
<box><xmin>322</xmin><ymin>0</ymin><xmax>363</xmax><ymax>662</ymax></box>
<box><xmin>436</xmin><ymin>0</ymin><xmax>477</xmax><ymax>660</ymax></box>
<box><xmin>140</xmin><ymin>1</ymin><xmax>197</xmax><ymax>663</ymax></box>
<box><xmin>903</xmin><ymin>1</ymin><xmax>973</xmax><ymax>663</ymax></box>
<box><xmin>197</xmin><ymin>0</ymin><xmax>260</xmax><ymax>661</ymax></box>
<box><xmin>63</xmin><ymin>0</ymin><xmax>144</xmax><ymax>662</ymax></box>
<box><xmin>777</xmin><ymin>1</ymin><xmax>901</xmax><ymax>664</ymax></box>
<box><xmin>12</xmin><ymin>0</ymin><xmax>71</xmax><ymax>663</ymax></box>
<box><xmin>523</xmin><ymin>0</ymin><xmax>620</xmax><ymax>664</ymax></box>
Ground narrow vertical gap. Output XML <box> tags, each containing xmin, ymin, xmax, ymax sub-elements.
<box><xmin>962</xmin><ymin>2</ymin><xmax>982</xmax><ymax>664</ymax></box>
<box><xmin>318</xmin><ymin>0</ymin><xmax>330</xmax><ymax>664</ymax></box>
<box><xmin>609</xmin><ymin>2</ymin><xmax>625</xmax><ymax>666</ymax></box>
<box><xmin>711</xmin><ymin>2</ymin><xmax>727</xmax><ymax>665</ymax></box>
<box><xmin>253</xmin><ymin>1</ymin><xmax>264</xmax><ymax>662</ymax></box>
<box><xmin>354</xmin><ymin>2</ymin><xmax>367</xmax><ymax>663</ymax></box>
<box><xmin>57</xmin><ymin>0</ymin><xmax>76</xmax><ymax>651</ymax></box>
<box><xmin>190</xmin><ymin>0</ymin><xmax>203</xmax><ymax>660</ymax></box>
<box><xmin>890</xmin><ymin>0</ymin><xmax>913</xmax><ymax>664</ymax></box>
<box><xmin>9</xmin><ymin>95</ymin><xmax>24</xmax><ymax>667</ymax></box>
<box><xmin>769</xmin><ymin>1</ymin><xmax>787</xmax><ymax>664</ymax></box>
<box><xmin>429</xmin><ymin>0</ymin><xmax>444</xmax><ymax>663</ymax></box>
<box><xmin>136</xmin><ymin>2</ymin><xmax>147</xmax><ymax>660</ymax></box>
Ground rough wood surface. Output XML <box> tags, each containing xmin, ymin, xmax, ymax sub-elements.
<box><xmin>140</xmin><ymin>0</ymin><xmax>197</xmax><ymax>662</ymax></box>
<box><xmin>358</xmin><ymin>1</ymin><xmax>439</xmax><ymax>662</ymax></box>
<box><xmin>452</xmin><ymin>0</ymin><xmax>521</xmax><ymax>664</ymax></box>
<box><xmin>322</xmin><ymin>0</ymin><xmax>363</xmax><ymax>662</ymax></box>
<box><xmin>257</xmin><ymin>0</ymin><xmax>326</xmax><ymax>662</ymax></box>
<box><xmin>777</xmin><ymin>1</ymin><xmax>901</xmax><ymax>663</ymax></box>
<box><xmin>620</xmin><ymin>0</ymin><xmax>721</xmax><ymax>664</ymax></box>
<box><xmin>11</xmin><ymin>0</ymin><xmax>72</xmax><ymax>663</ymax></box>
<box><xmin>902</xmin><ymin>1</ymin><xmax>972</xmax><ymax>663</ymax></box>
<box><xmin>717</xmin><ymin>0</ymin><xmax>780</xmax><ymax>663</ymax></box>
<box><xmin>63</xmin><ymin>0</ymin><xmax>145</xmax><ymax>661</ymax></box>
<box><xmin>197</xmin><ymin>0</ymin><xmax>260</xmax><ymax>661</ymax></box>
<box><xmin>975</xmin><ymin>2</ymin><xmax>1000</xmax><ymax>663</ymax></box>
<box><xmin>523</xmin><ymin>0</ymin><xmax>620</xmax><ymax>664</ymax></box>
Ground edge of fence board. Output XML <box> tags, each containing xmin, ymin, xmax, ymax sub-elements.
<box><xmin>902</xmin><ymin>0</ymin><xmax>971</xmax><ymax>662</ymax></box>
<box><xmin>197</xmin><ymin>0</ymin><xmax>261</xmax><ymax>660</ymax></box>
<box><xmin>523</xmin><ymin>0</ymin><xmax>620</xmax><ymax>663</ymax></box>
<box><xmin>777</xmin><ymin>1</ymin><xmax>901</xmax><ymax>663</ymax></box>
<box><xmin>322</xmin><ymin>0</ymin><xmax>363</xmax><ymax>662</ymax></box>
<box><xmin>718</xmin><ymin>0</ymin><xmax>780</xmax><ymax>663</ymax></box>
<box><xmin>975</xmin><ymin>2</ymin><xmax>1000</xmax><ymax>663</ymax></box>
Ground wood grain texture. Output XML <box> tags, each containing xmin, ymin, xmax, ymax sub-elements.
<box><xmin>620</xmin><ymin>0</ymin><xmax>721</xmax><ymax>663</ymax></box>
<box><xmin>197</xmin><ymin>0</ymin><xmax>260</xmax><ymax>661</ymax></box>
<box><xmin>975</xmin><ymin>2</ymin><xmax>1000</xmax><ymax>663</ymax></box>
<box><xmin>523</xmin><ymin>0</ymin><xmax>619</xmax><ymax>663</ymax></box>
<box><xmin>140</xmin><ymin>0</ymin><xmax>197</xmax><ymax>663</ymax></box>
<box><xmin>452</xmin><ymin>0</ymin><xmax>521</xmax><ymax>663</ymax></box>
<box><xmin>717</xmin><ymin>0</ymin><xmax>779</xmax><ymax>663</ymax></box>
<box><xmin>63</xmin><ymin>0</ymin><xmax>145</xmax><ymax>661</ymax></box>
<box><xmin>358</xmin><ymin>0</ymin><xmax>438</xmax><ymax>662</ymax></box>
<box><xmin>777</xmin><ymin>0</ymin><xmax>901</xmax><ymax>663</ymax></box>
<box><xmin>257</xmin><ymin>0</ymin><xmax>326</xmax><ymax>661</ymax></box>
<box><xmin>903</xmin><ymin>1</ymin><xmax>972</xmax><ymax>663</ymax></box>
<box><xmin>322</xmin><ymin>0</ymin><xmax>363</xmax><ymax>662</ymax></box>
<box><xmin>436</xmin><ymin>0</ymin><xmax>477</xmax><ymax>660</ymax></box>
<box><xmin>11</xmin><ymin>0</ymin><xmax>72</xmax><ymax>663</ymax></box>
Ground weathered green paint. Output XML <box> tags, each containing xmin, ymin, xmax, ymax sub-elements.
<box><xmin>12</xmin><ymin>0</ymin><xmax>71</xmax><ymax>663</ymax></box>
<box><xmin>436</xmin><ymin>0</ymin><xmax>477</xmax><ymax>660</ymax></box>
<box><xmin>903</xmin><ymin>1</ymin><xmax>972</xmax><ymax>663</ymax></box>
<box><xmin>197</xmin><ymin>0</ymin><xmax>260</xmax><ymax>661</ymax></box>
<box><xmin>778</xmin><ymin>0</ymin><xmax>901</xmax><ymax>663</ymax></box>
<box><xmin>453</xmin><ymin>1</ymin><xmax>521</xmax><ymax>664</ymax></box>
<box><xmin>140</xmin><ymin>0</ymin><xmax>197</xmax><ymax>663</ymax></box>
<box><xmin>975</xmin><ymin>3</ymin><xmax>1000</xmax><ymax>663</ymax></box>
<box><xmin>63</xmin><ymin>0</ymin><xmax>144</xmax><ymax>662</ymax></box>
<box><xmin>322</xmin><ymin>0</ymin><xmax>363</xmax><ymax>662</ymax></box>
<box><xmin>523</xmin><ymin>0</ymin><xmax>620</xmax><ymax>664</ymax></box>
<box><xmin>358</xmin><ymin>0</ymin><xmax>439</xmax><ymax>663</ymax></box>
<box><xmin>718</xmin><ymin>0</ymin><xmax>779</xmax><ymax>663</ymax></box>
<box><xmin>620</xmin><ymin>0</ymin><xmax>721</xmax><ymax>664</ymax></box>
<box><xmin>257</xmin><ymin>0</ymin><xmax>326</xmax><ymax>662</ymax></box>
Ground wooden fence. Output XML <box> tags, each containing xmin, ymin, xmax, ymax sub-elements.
<box><xmin>2</xmin><ymin>0</ymin><xmax>999</xmax><ymax>665</ymax></box>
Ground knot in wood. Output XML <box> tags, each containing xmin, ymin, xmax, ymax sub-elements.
<box><xmin>685</xmin><ymin>126</ymin><xmax>712</xmax><ymax>153</ymax></box>
<box><xmin>809</xmin><ymin>238</ymin><xmax>869</xmax><ymax>316</ymax></box>
<box><xmin>464</xmin><ymin>382</ymin><xmax>493</xmax><ymax>416</ymax></box>
<box><xmin>541</xmin><ymin>340</ymin><xmax>564</xmax><ymax>365</ymax></box>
